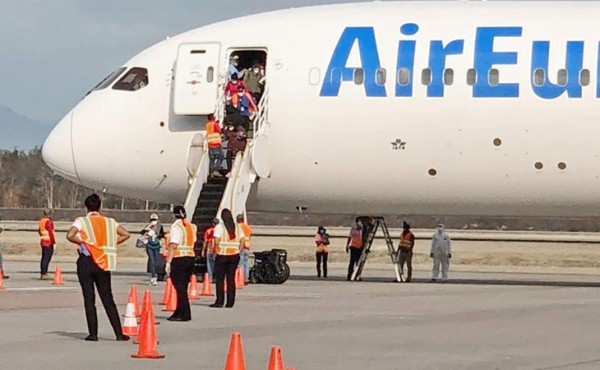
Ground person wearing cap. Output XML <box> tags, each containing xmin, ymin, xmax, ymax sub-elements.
<box><xmin>66</xmin><ymin>193</ymin><xmax>131</xmax><ymax>341</ymax></box>
<box><xmin>202</xmin><ymin>218</ymin><xmax>219</xmax><ymax>282</ymax></box>
<box><xmin>231</xmin><ymin>86</ymin><xmax>256</xmax><ymax>131</ymax></box>
<box><xmin>430</xmin><ymin>224</ymin><xmax>452</xmax><ymax>282</ymax></box>
<box><xmin>228</xmin><ymin>54</ymin><xmax>244</xmax><ymax>80</ymax></box>
<box><xmin>38</xmin><ymin>209</ymin><xmax>56</xmax><ymax>280</ymax></box>
<box><xmin>236</xmin><ymin>214</ymin><xmax>252</xmax><ymax>284</ymax></box>
<box><xmin>397</xmin><ymin>221</ymin><xmax>415</xmax><ymax>283</ymax></box>
<box><xmin>141</xmin><ymin>213</ymin><xmax>165</xmax><ymax>286</ymax></box>
<box><xmin>165</xmin><ymin>206</ymin><xmax>197</xmax><ymax>321</ymax></box>
<box><xmin>315</xmin><ymin>226</ymin><xmax>330</xmax><ymax>278</ymax></box>
<box><xmin>243</xmin><ymin>62</ymin><xmax>265</xmax><ymax>104</ymax></box>
<box><xmin>0</xmin><ymin>215</ymin><xmax>8</xmax><ymax>279</ymax></box>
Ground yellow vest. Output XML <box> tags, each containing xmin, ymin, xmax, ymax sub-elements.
<box><xmin>215</xmin><ymin>224</ymin><xmax>241</xmax><ymax>256</ymax></box>
<box><xmin>170</xmin><ymin>220</ymin><xmax>197</xmax><ymax>258</ymax></box>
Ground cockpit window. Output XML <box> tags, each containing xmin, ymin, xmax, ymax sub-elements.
<box><xmin>112</xmin><ymin>67</ymin><xmax>149</xmax><ymax>91</ymax></box>
<box><xmin>87</xmin><ymin>67</ymin><xmax>127</xmax><ymax>95</ymax></box>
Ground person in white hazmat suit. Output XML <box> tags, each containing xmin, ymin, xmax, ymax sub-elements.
<box><xmin>430</xmin><ymin>224</ymin><xmax>451</xmax><ymax>282</ymax></box>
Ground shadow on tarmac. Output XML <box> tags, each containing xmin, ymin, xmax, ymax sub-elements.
<box><xmin>44</xmin><ymin>331</ymin><xmax>88</xmax><ymax>340</ymax></box>
<box><xmin>289</xmin><ymin>274</ymin><xmax>600</xmax><ymax>288</ymax></box>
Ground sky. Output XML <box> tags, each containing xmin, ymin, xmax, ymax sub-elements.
<box><xmin>0</xmin><ymin>0</ymin><xmax>377</xmax><ymax>126</ymax></box>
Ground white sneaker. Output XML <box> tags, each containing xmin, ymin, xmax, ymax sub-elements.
<box><xmin>150</xmin><ymin>278</ymin><xmax>157</xmax><ymax>286</ymax></box>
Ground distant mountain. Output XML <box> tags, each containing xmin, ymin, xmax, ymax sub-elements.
<box><xmin>0</xmin><ymin>105</ymin><xmax>53</xmax><ymax>151</ymax></box>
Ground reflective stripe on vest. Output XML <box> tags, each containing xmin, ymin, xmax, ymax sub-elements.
<box><xmin>215</xmin><ymin>224</ymin><xmax>241</xmax><ymax>256</ymax></box>
<box><xmin>79</xmin><ymin>215</ymin><xmax>118</xmax><ymax>271</ymax></box>
<box><xmin>39</xmin><ymin>218</ymin><xmax>51</xmax><ymax>243</ymax></box>
<box><xmin>206</xmin><ymin>121</ymin><xmax>221</xmax><ymax>146</ymax></box>
<box><xmin>172</xmin><ymin>220</ymin><xmax>196</xmax><ymax>258</ymax></box>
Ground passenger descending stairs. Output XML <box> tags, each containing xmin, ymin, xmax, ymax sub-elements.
<box><xmin>184</xmin><ymin>84</ymin><xmax>272</xmax><ymax>255</ymax></box>
<box><xmin>351</xmin><ymin>217</ymin><xmax>402</xmax><ymax>282</ymax></box>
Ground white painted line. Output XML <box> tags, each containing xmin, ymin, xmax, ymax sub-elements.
<box><xmin>4</xmin><ymin>287</ymin><xmax>78</xmax><ymax>292</ymax></box>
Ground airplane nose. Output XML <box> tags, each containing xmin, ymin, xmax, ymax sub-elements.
<box><xmin>42</xmin><ymin>111</ymin><xmax>79</xmax><ymax>182</ymax></box>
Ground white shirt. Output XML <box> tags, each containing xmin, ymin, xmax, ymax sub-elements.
<box><xmin>169</xmin><ymin>220</ymin><xmax>183</xmax><ymax>245</ymax></box>
<box><xmin>72</xmin><ymin>212</ymin><xmax>120</xmax><ymax>231</ymax></box>
<box><xmin>213</xmin><ymin>223</ymin><xmax>245</xmax><ymax>242</ymax></box>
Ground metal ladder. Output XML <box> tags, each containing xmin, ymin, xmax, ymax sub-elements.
<box><xmin>351</xmin><ymin>217</ymin><xmax>403</xmax><ymax>282</ymax></box>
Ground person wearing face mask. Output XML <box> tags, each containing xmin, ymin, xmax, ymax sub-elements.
<box><xmin>228</xmin><ymin>54</ymin><xmax>243</xmax><ymax>80</ymax></box>
<box><xmin>141</xmin><ymin>213</ymin><xmax>164</xmax><ymax>286</ymax></box>
<box><xmin>231</xmin><ymin>86</ymin><xmax>256</xmax><ymax>131</ymax></box>
<box><xmin>346</xmin><ymin>218</ymin><xmax>364</xmax><ymax>281</ymax></box>
<box><xmin>225</xmin><ymin>73</ymin><xmax>247</xmax><ymax>100</ymax></box>
<box><xmin>430</xmin><ymin>224</ymin><xmax>452</xmax><ymax>282</ymax></box>
<box><xmin>315</xmin><ymin>226</ymin><xmax>330</xmax><ymax>278</ymax></box>
<box><xmin>243</xmin><ymin>63</ymin><xmax>264</xmax><ymax>104</ymax></box>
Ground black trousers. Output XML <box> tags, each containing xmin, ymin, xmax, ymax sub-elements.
<box><xmin>316</xmin><ymin>252</ymin><xmax>328</xmax><ymax>278</ymax></box>
<box><xmin>347</xmin><ymin>248</ymin><xmax>363</xmax><ymax>280</ymax></box>
<box><xmin>76</xmin><ymin>255</ymin><xmax>123</xmax><ymax>337</ymax></box>
<box><xmin>40</xmin><ymin>245</ymin><xmax>54</xmax><ymax>274</ymax></box>
<box><xmin>214</xmin><ymin>254</ymin><xmax>240</xmax><ymax>307</ymax></box>
<box><xmin>170</xmin><ymin>257</ymin><xmax>195</xmax><ymax>320</ymax></box>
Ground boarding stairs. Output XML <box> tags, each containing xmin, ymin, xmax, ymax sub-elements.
<box><xmin>183</xmin><ymin>83</ymin><xmax>272</xmax><ymax>254</ymax></box>
<box><xmin>351</xmin><ymin>217</ymin><xmax>402</xmax><ymax>282</ymax></box>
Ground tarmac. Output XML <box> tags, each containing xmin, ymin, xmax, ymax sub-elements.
<box><xmin>2</xmin><ymin>260</ymin><xmax>600</xmax><ymax>369</ymax></box>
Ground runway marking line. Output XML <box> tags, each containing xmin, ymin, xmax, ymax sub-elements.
<box><xmin>4</xmin><ymin>287</ymin><xmax>78</xmax><ymax>292</ymax></box>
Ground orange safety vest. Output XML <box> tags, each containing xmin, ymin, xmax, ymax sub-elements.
<box><xmin>206</xmin><ymin>120</ymin><xmax>222</xmax><ymax>148</ymax></box>
<box><xmin>315</xmin><ymin>234</ymin><xmax>328</xmax><ymax>253</ymax></box>
<box><xmin>349</xmin><ymin>227</ymin><xmax>363</xmax><ymax>249</ymax></box>
<box><xmin>239</xmin><ymin>222</ymin><xmax>251</xmax><ymax>250</ymax></box>
<box><xmin>399</xmin><ymin>231</ymin><xmax>415</xmax><ymax>251</ymax></box>
<box><xmin>78</xmin><ymin>213</ymin><xmax>118</xmax><ymax>271</ymax></box>
<box><xmin>170</xmin><ymin>220</ymin><xmax>196</xmax><ymax>258</ymax></box>
<box><xmin>215</xmin><ymin>224</ymin><xmax>241</xmax><ymax>256</ymax></box>
<box><xmin>39</xmin><ymin>217</ymin><xmax>52</xmax><ymax>246</ymax></box>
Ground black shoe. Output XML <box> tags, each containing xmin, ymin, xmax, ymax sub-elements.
<box><xmin>167</xmin><ymin>316</ymin><xmax>189</xmax><ymax>322</ymax></box>
<box><xmin>225</xmin><ymin>304</ymin><xmax>234</xmax><ymax>308</ymax></box>
<box><xmin>209</xmin><ymin>303</ymin><xmax>223</xmax><ymax>308</ymax></box>
<box><xmin>2</xmin><ymin>275</ymin><xmax>9</xmax><ymax>280</ymax></box>
<box><xmin>84</xmin><ymin>335</ymin><xmax>98</xmax><ymax>342</ymax></box>
<box><xmin>116</xmin><ymin>334</ymin><xmax>130</xmax><ymax>341</ymax></box>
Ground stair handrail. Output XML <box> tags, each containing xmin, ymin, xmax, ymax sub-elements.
<box><xmin>253</xmin><ymin>83</ymin><xmax>270</xmax><ymax>135</ymax></box>
<box><xmin>216</xmin><ymin>153</ymin><xmax>244</xmax><ymax>218</ymax></box>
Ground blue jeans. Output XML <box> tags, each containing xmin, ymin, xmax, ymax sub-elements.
<box><xmin>209</xmin><ymin>147</ymin><xmax>224</xmax><ymax>172</ymax></box>
<box><xmin>238</xmin><ymin>249</ymin><xmax>250</xmax><ymax>282</ymax></box>
<box><xmin>206</xmin><ymin>254</ymin><xmax>216</xmax><ymax>281</ymax></box>
<box><xmin>146</xmin><ymin>247</ymin><xmax>160</xmax><ymax>278</ymax></box>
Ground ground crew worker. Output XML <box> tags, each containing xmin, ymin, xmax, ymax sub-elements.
<box><xmin>165</xmin><ymin>206</ymin><xmax>197</xmax><ymax>322</ymax></box>
<box><xmin>236</xmin><ymin>214</ymin><xmax>252</xmax><ymax>284</ymax></box>
<box><xmin>346</xmin><ymin>218</ymin><xmax>364</xmax><ymax>281</ymax></box>
<box><xmin>315</xmin><ymin>226</ymin><xmax>330</xmax><ymax>278</ymax></box>
<box><xmin>206</xmin><ymin>113</ymin><xmax>224</xmax><ymax>177</ymax></box>
<box><xmin>202</xmin><ymin>218</ymin><xmax>219</xmax><ymax>282</ymax></box>
<box><xmin>211</xmin><ymin>208</ymin><xmax>244</xmax><ymax>308</ymax></box>
<box><xmin>38</xmin><ymin>209</ymin><xmax>56</xmax><ymax>280</ymax></box>
<box><xmin>0</xmin><ymin>215</ymin><xmax>8</xmax><ymax>279</ymax></box>
<box><xmin>66</xmin><ymin>194</ymin><xmax>130</xmax><ymax>342</ymax></box>
<box><xmin>430</xmin><ymin>224</ymin><xmax>452</xmax><ymax>282</ymax></box>
<box><xmin>397</xmin><ymin>221</ymin><xmax>415</xmax><ymax>283</ymax></box>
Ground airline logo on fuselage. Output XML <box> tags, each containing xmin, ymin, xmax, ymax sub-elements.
<box><xmin>320</xmin><ymin>25</ymin><xmax>591</xmax><ymax>99</ymax></box>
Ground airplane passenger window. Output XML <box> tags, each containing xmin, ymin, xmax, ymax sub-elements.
<box><xmin>489</xmin><ymin>69</ymin><xmax>499</xmax><ymax>87</ymax></box>
<box><xmin>112</xmin><ymin>67</ymin><xmax>149</xmax><ymax>91</ymax></box>
<box><xmin>466</xmin><ymin>69</ymin><xmax>476</xmax><ymax>86</ymax></box>
<box><xmin>397</xmin><ymin>68</ymin><xmax>410</xmax><ymax>86</ymax></box>
<box><xmin>91</xmin><ymin>67</ymin><xmax>127</xmax><ymax>92</ymax></box>
<box><xmin>376</xmin><ymin>68</ymin><xmax>387</xmax><ymax>86</ymax></box>
<box><xmin>533</xmin><ymin>69</ymin><xmax>545</xmax><ymax>87</ymax></box>
<box><xmin>557</xmin><ymin>69</ymin><xmax>568</xmax><ymax>87</ymax></box>
<box><xmin>580</xmin><ymin>69</ymin><xmax>590</xmax><ymax>86</ymax></box>
<box><xmin>207</xmin><ymin>67</ymin><xmax>214</xmax><ymax>83</ymax></box>
<box><xmin>421</xmin><ymin>68</ymin><xmax>432</xmax><ymax>86</ymax></box>
<box><xmin>444</xmin><ymin>69</ymin><xmax>454</xmax><ymax>85</ymax></box>
<box><xmin>353</xmin><ymin>68</ymin><xmax>364</xmax><ymax>85</ymax></box>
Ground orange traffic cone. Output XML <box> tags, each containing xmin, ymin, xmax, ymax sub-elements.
<box><xmin>131</xmin><ymin>310</ymin><xmax>165</xmax><ymax>359</ymax></box>
<box><xmin>52</xmin><ymin>265</ymin><xmax>64</xmax><ymax>286</ymax></box>
<box><xmin>224</xmin><ymin>332</ymin><xmax>246</xmax><ymax>370</ymax></box>
<box><xmin>160</xmin><ymin>278</ymin><xmax>172</xmax><ymax>305</ymax></box>
<box><xmin>267</xmin><ymin>346</ymin><xmax>285</xmax><ymax>370</ymax></box>
<box><xmin>235</xmin><ymin>268</ymin><xmax>245</xmax><ymax>289</ymax></box>
<box><xmin>0</xmin><ymin>269</ymin><xmax>5</xmax><ymax>290</ymax></box>
<box><xmin>162</xmin><ymin>283</ymin><xmax>177</xmax><ymax>312</ymax></box>
<box><xmin>122</xmin><ymin>297</ymin><xmax>139</xmax><ymax>336</ymax></box>
<box><xmin>135</xmin><ymin>293</ymin><xmax>160</xmax><ymax>345</ymax></box>
<box><xmin>201</xmin><ymin>273</ymin><xmax>213</xmax><ymax>296</ymax></box>
<box><xmin>188</xmin><ymin>275</ymin><xmax>200</xmax><ymax>300</ymax></box>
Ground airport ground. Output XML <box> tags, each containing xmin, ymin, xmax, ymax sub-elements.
<box><xmin>2</xmin><ymin>227</ymin><xmax>600</xmax><ymax>369</ymax></box>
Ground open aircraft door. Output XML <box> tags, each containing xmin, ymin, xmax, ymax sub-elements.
<box><xmin>173</xmin><ymin>42</ymin><xmax>221</xmax><ymax>115</ymax></box>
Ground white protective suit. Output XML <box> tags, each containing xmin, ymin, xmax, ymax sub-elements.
<box><xmin>430</xmin><ymin>225</ymin><xmax>451</xmax><ymax>281</ymax></box>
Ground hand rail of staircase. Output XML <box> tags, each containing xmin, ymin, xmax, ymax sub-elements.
<box><xmin>253</xmin><ymin>83</ymin><xmax>270</xmax><ymax>135</ymax></box>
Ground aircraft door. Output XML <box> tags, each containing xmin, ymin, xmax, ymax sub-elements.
<box><xmin>173</xmin><ymin>42</ymin><xmax>221</xmax><ymax>115</ymax></box>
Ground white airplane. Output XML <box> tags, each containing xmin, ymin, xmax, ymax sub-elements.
<box><xmin>41</xmin><ymin>1</ymin><xmax>600</xmax><ymax>221</ymax></box>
